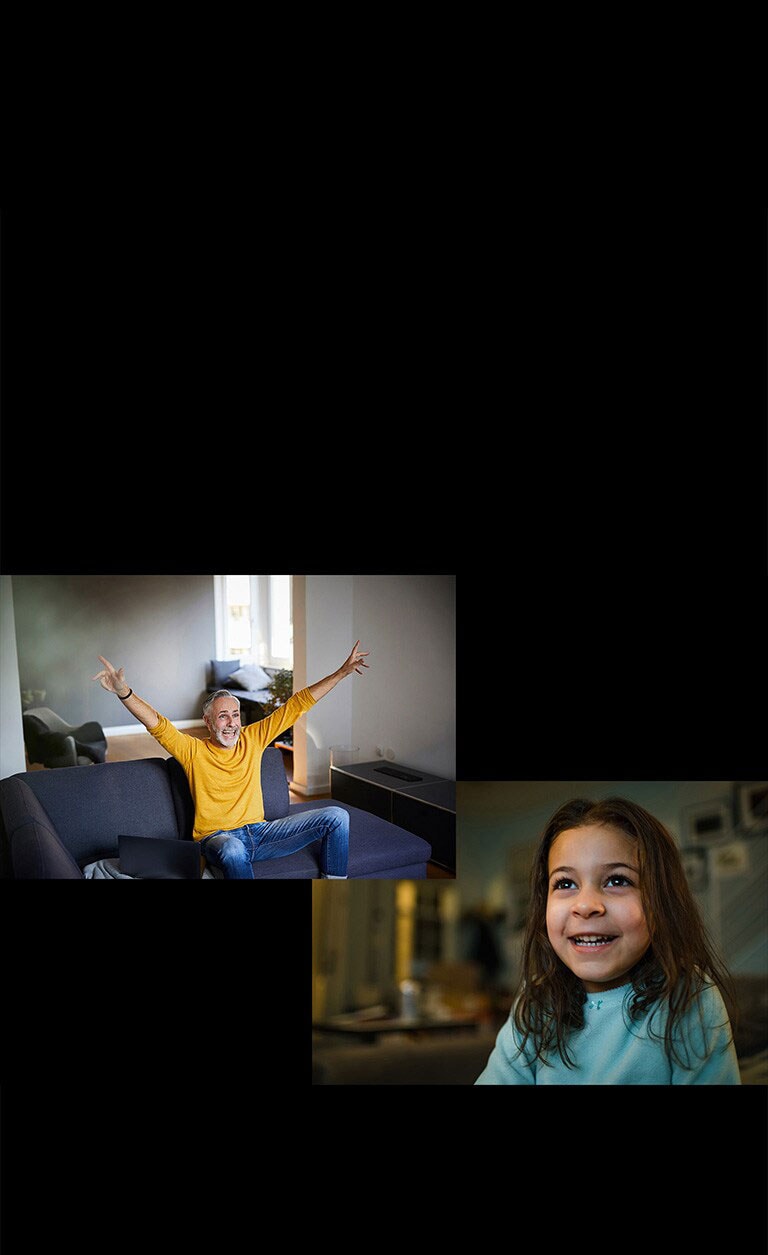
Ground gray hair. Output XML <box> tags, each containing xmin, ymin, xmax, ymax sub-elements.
<box><xmin>202</xmin><ymin>688</ymin><xmax>241</xmax><ymax>718</ymax></box>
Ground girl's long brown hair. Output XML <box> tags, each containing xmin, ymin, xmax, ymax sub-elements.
<box><xmin>513</xmin><ymin>797</ymin><xmax>737</xmax><ymax>1069</ymax></box>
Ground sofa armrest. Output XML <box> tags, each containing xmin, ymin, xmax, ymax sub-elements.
<box><xmin>13</xmin><ymin>818</ymin><xmax>85</xmax><ymax>878</ymax></box>
<box><xmin>0</xmin><ymin>777</ymin><xmax>84</xmax><ymax>879</ymax></box>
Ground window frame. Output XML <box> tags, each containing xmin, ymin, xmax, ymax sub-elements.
<box><xmin>213</xmin><ymin>574</ymin><xmax>292</xmax><ymax>668</ymax></box>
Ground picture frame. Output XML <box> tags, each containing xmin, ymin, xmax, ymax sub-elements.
<box><xmin>733</xmin><ymin>781</ymin><xmax>768</xmax><ymax>834</ymax></box>
<box><xmin>712</xmin><ymin>840</ymin><xmax>750</xmax><ymax>879</ymax></box>
<box><xmin>682</xmin><ymin>797</ymin><xmax>732</xmax><ymax>847</ymax></box>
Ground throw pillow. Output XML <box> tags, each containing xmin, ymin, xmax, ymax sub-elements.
<box><xmin>226</xmin><ymin>664</ymin><xmax>272</xmax><ymax>691</ymax></box>
<box><xmin>211</xmin><ymin>658</ymin><xmax>240</xmax><ymax>686</ymax></box>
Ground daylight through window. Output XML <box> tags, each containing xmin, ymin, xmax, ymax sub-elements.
<box><xmin>214</xmin><ymin>575</ymin><xmax>292</xmax><ymax>668</ymax></box>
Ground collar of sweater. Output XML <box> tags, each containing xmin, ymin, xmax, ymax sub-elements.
<box><xmin>582</xmin><ymin>981</ymin><xmax>633</xmax><ymax>1010</ymax></box>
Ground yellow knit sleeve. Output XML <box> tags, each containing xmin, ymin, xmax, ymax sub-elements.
<box><xmin>248</xmin><ymin>687</ymin><xmax>316</xmax><ymax>747</ymax></box>
<box><xmin>148</xmin><ymin>713</ymin><xmax>198</xmax><ymax>767</ymax></box>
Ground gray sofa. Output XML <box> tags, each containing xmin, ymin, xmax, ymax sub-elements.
<box><xmin>0</xmin><ymin>747</ymin><xmax>432</xmax><ymax>879</ymax></box>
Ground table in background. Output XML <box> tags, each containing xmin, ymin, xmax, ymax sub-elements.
<box><xmin>330</xmin><ymin>759</ymin><xmax>456</xmax><ymax>873</ymax></box>
<box><xmin>312</xmin><ymin>1015</ymin><xmax>479</xmax><ymax>1044</ymax></box>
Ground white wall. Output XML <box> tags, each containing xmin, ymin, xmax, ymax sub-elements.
<box><xmin>292</xmin><ymin>574</ymin><xmax>455</xmax><ymax>795</ymax></box>
<box><xmin>351</xmin><ymin>574</ymin><xmax>455</xmax><ymax>778</ymax></box>
<box><xmin>294</xmin><ymin>575</ymin><xmax>355</xmax><ymax>794</ymax></box>
<box><xmin>0</xmin><ymin>576</ymin><xmax>26</xmax><ymax>778</ymax></box>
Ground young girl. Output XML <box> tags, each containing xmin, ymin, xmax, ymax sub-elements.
<box><xmin>475</xmin><ymin>796</ymin><xmax>741</xmax><ymax>1084</ymax></box>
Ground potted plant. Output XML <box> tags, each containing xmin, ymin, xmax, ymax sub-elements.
<box><xmin>264</xmin><ymin>670</ymin><xmax>294</xmax><ymax>744</ymax></box>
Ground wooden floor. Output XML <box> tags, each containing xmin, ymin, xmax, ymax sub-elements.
<box><xmin>40</xmin><ymin>730</ymin><xmax>453</xmax><ymax>879</ymax></box>
<box><xmin>102</xmin><ymin>727</ymin><xmax>207</xmax><ymax>762</ymax></box>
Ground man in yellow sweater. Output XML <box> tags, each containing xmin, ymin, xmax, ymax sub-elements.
<box><xmin>92</xmin><ymin>643</ymin><xmax>369</xmax><ymax>879</ymax></box>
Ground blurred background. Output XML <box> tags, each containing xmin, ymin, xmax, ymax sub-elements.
<box><xmin>312</xmin><ymin>778</ymin><xmax>768</xmax><ymax>1084</ymax></box>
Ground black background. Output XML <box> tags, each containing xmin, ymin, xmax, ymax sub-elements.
<box><xmin>1</xmin><ymin>203</ymin><xmax>765</xmax><ymax>1238</ymax></box>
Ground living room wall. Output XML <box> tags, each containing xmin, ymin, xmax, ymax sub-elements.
<box><xmin>293</xmin><ymin>574</ymin><xmax>455</xmax><ymax>794</ymax></box>
<box><xmin>12</xmin><ymin>574</ymin><xmax>216</xmax><ymax>729</ymax></box>
<box><xmin>351</xmin><ymin>573</ymin><xmax>455</xmax><ymax>778</ymax></box>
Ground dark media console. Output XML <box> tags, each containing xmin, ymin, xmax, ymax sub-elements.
<box><xmin>330</xmin><ymin>759</ymin><xmax>456</xmax><ymax>873</ymax></box>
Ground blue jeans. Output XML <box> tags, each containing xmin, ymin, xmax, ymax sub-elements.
<box><xmin>198</xmin><ymin>806</ymin><xmax>350</xmax><ymax>880</ymax></box>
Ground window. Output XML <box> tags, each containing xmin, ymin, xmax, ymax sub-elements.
<box><xmin>269</xmin><ymin>573</ymin><xmax>291</xmax><ymax>662</ymax></box>
<box><xmin>225</xmin><ymin>574</ymin><xmax>252</xmax><ymax>659</ymax></box>
<box><xmin>214</xmin><ymin>575</ymin><xmax>293</xmax><ymax>668</ymax></box>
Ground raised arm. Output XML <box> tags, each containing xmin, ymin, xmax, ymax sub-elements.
<box><xmin>91</xmin><ymin>655</ymin><xmax>160</xmax><ymax>730</ymax></box>
<box><xmin>307</xmin><ymin>641</ymin><xmax>370</xmax><ymax>702</ymax></box>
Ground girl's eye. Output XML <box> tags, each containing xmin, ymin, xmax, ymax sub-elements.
<box><xmin>550</xmin><ymin>874</ymin><xmax>635</xmax><ymax>891</ymax></box>
<box><xmin>552</xmin><ymin>877</ymin><xmax>576</xmax><ymax>891</ymax></box>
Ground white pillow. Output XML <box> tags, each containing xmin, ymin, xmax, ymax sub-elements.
<box><xmin>226</xmin><ymin>664</ymin><xmax>272</xmax><ymax>691</ymax></box>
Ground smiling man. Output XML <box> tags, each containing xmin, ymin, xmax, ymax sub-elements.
<box><xmin>92</xmin><ymin>643</ymin><xmax>369</xmax><ymax>879</ymax></box>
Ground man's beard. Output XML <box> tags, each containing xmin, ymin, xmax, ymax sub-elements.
<box><xmin>214</xmin><ymin>727</ymin><xmax>241</xmax><ymax>747</ymax></box>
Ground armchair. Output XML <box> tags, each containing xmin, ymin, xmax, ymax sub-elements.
<box><xmin>22</xmin><ymin>707</ymin><xmax>107</xmax><ymax>769</ymax></box>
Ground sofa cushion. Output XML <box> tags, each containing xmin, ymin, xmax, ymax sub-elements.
<box><xmin>261</xmin><ymin>747</ymin><xmax>291</xmax><ymax>819</ymax></box>
<box><xmin>165</xmin><ymin>758</ymin><xmax>196</xmax><ymax>841</ymax></box>
<box><xmin>355</xmin><ymin>861</ymin><xmax>427</xmax><ymax>880</ymax></box>
<box><xmin>210</xmin><ymin>658</ymin><xmax>239</xmax><ymax>686</ymax></box>
<box><xmin>227</xmin><ymin>664</ymin><xmax>272</xmax><ymax>692</ymax></box>
<box><xmin>249</xmin><ymin>797</ymin><xmax>431</xmax><ymax>878</ymax></box>
<box><xmin>251</xmin><ymin>846</ymin><xmax>320</xmax><ymax>878</ymax></box>
<box><xmin>288</xmin><ymin>800</ymin><xmax>431</xmax><ymax>876</ymax></box>
<box><xmin>12</xmin><ymin>760</ymin><xmax>181</xmax><ymax>868</ymax></box>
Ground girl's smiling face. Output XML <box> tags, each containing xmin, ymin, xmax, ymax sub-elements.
<box><xmin>546</xmin><ymin>823</ymin><xmax>651</xmax><ymax>992</ymax></box>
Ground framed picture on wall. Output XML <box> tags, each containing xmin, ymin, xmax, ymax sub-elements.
<box><xmin>733</xmin><ymin>781</ymin><xmax>768</xmax><ymax>834</ymax></box>
<box><xmin>712</xmin><ymin>841</ymin><xmax>750</xmax><ymax>878</ymax></box>
<box><xmin>682</xmin><ymin>798</ymin><xmax>732</xmax><ymax>847</ymax></box>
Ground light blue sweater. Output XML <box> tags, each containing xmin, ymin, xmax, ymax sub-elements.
<box><xmin>475</xmin><ymin>981</ymin><xmax>741</xmax><ymax>1084</ymax></box>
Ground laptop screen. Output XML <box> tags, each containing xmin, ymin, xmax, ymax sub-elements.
<box><xmin>118</xmin><ymin>834</ymin><xmax>202</xmax><ymax>879</ymax></box>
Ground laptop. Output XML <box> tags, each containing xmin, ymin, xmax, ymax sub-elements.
<box><xmin>118</xmin><ymin>834</ymin><xmax>202</xmax><ymax>880</ymax></box>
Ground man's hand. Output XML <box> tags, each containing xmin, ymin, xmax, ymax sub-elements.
<box><xmin>91</xmin><ymin>655</ymin><xmax>159</xmax><ymax>729</ymax></box>
<box><xmin>307</xmin><ymin>642</ymin><xmax>370</xmax><ymax>702</ymax></box>
<box><xmin>92</xmin><ymin>655</ymin><xmax>130</xmax><ymax>698</ymax></box>
<box><xmin>339</xmin><ymin>641</ymin><xmax>370</xmax><ymax>678</ymax></box>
